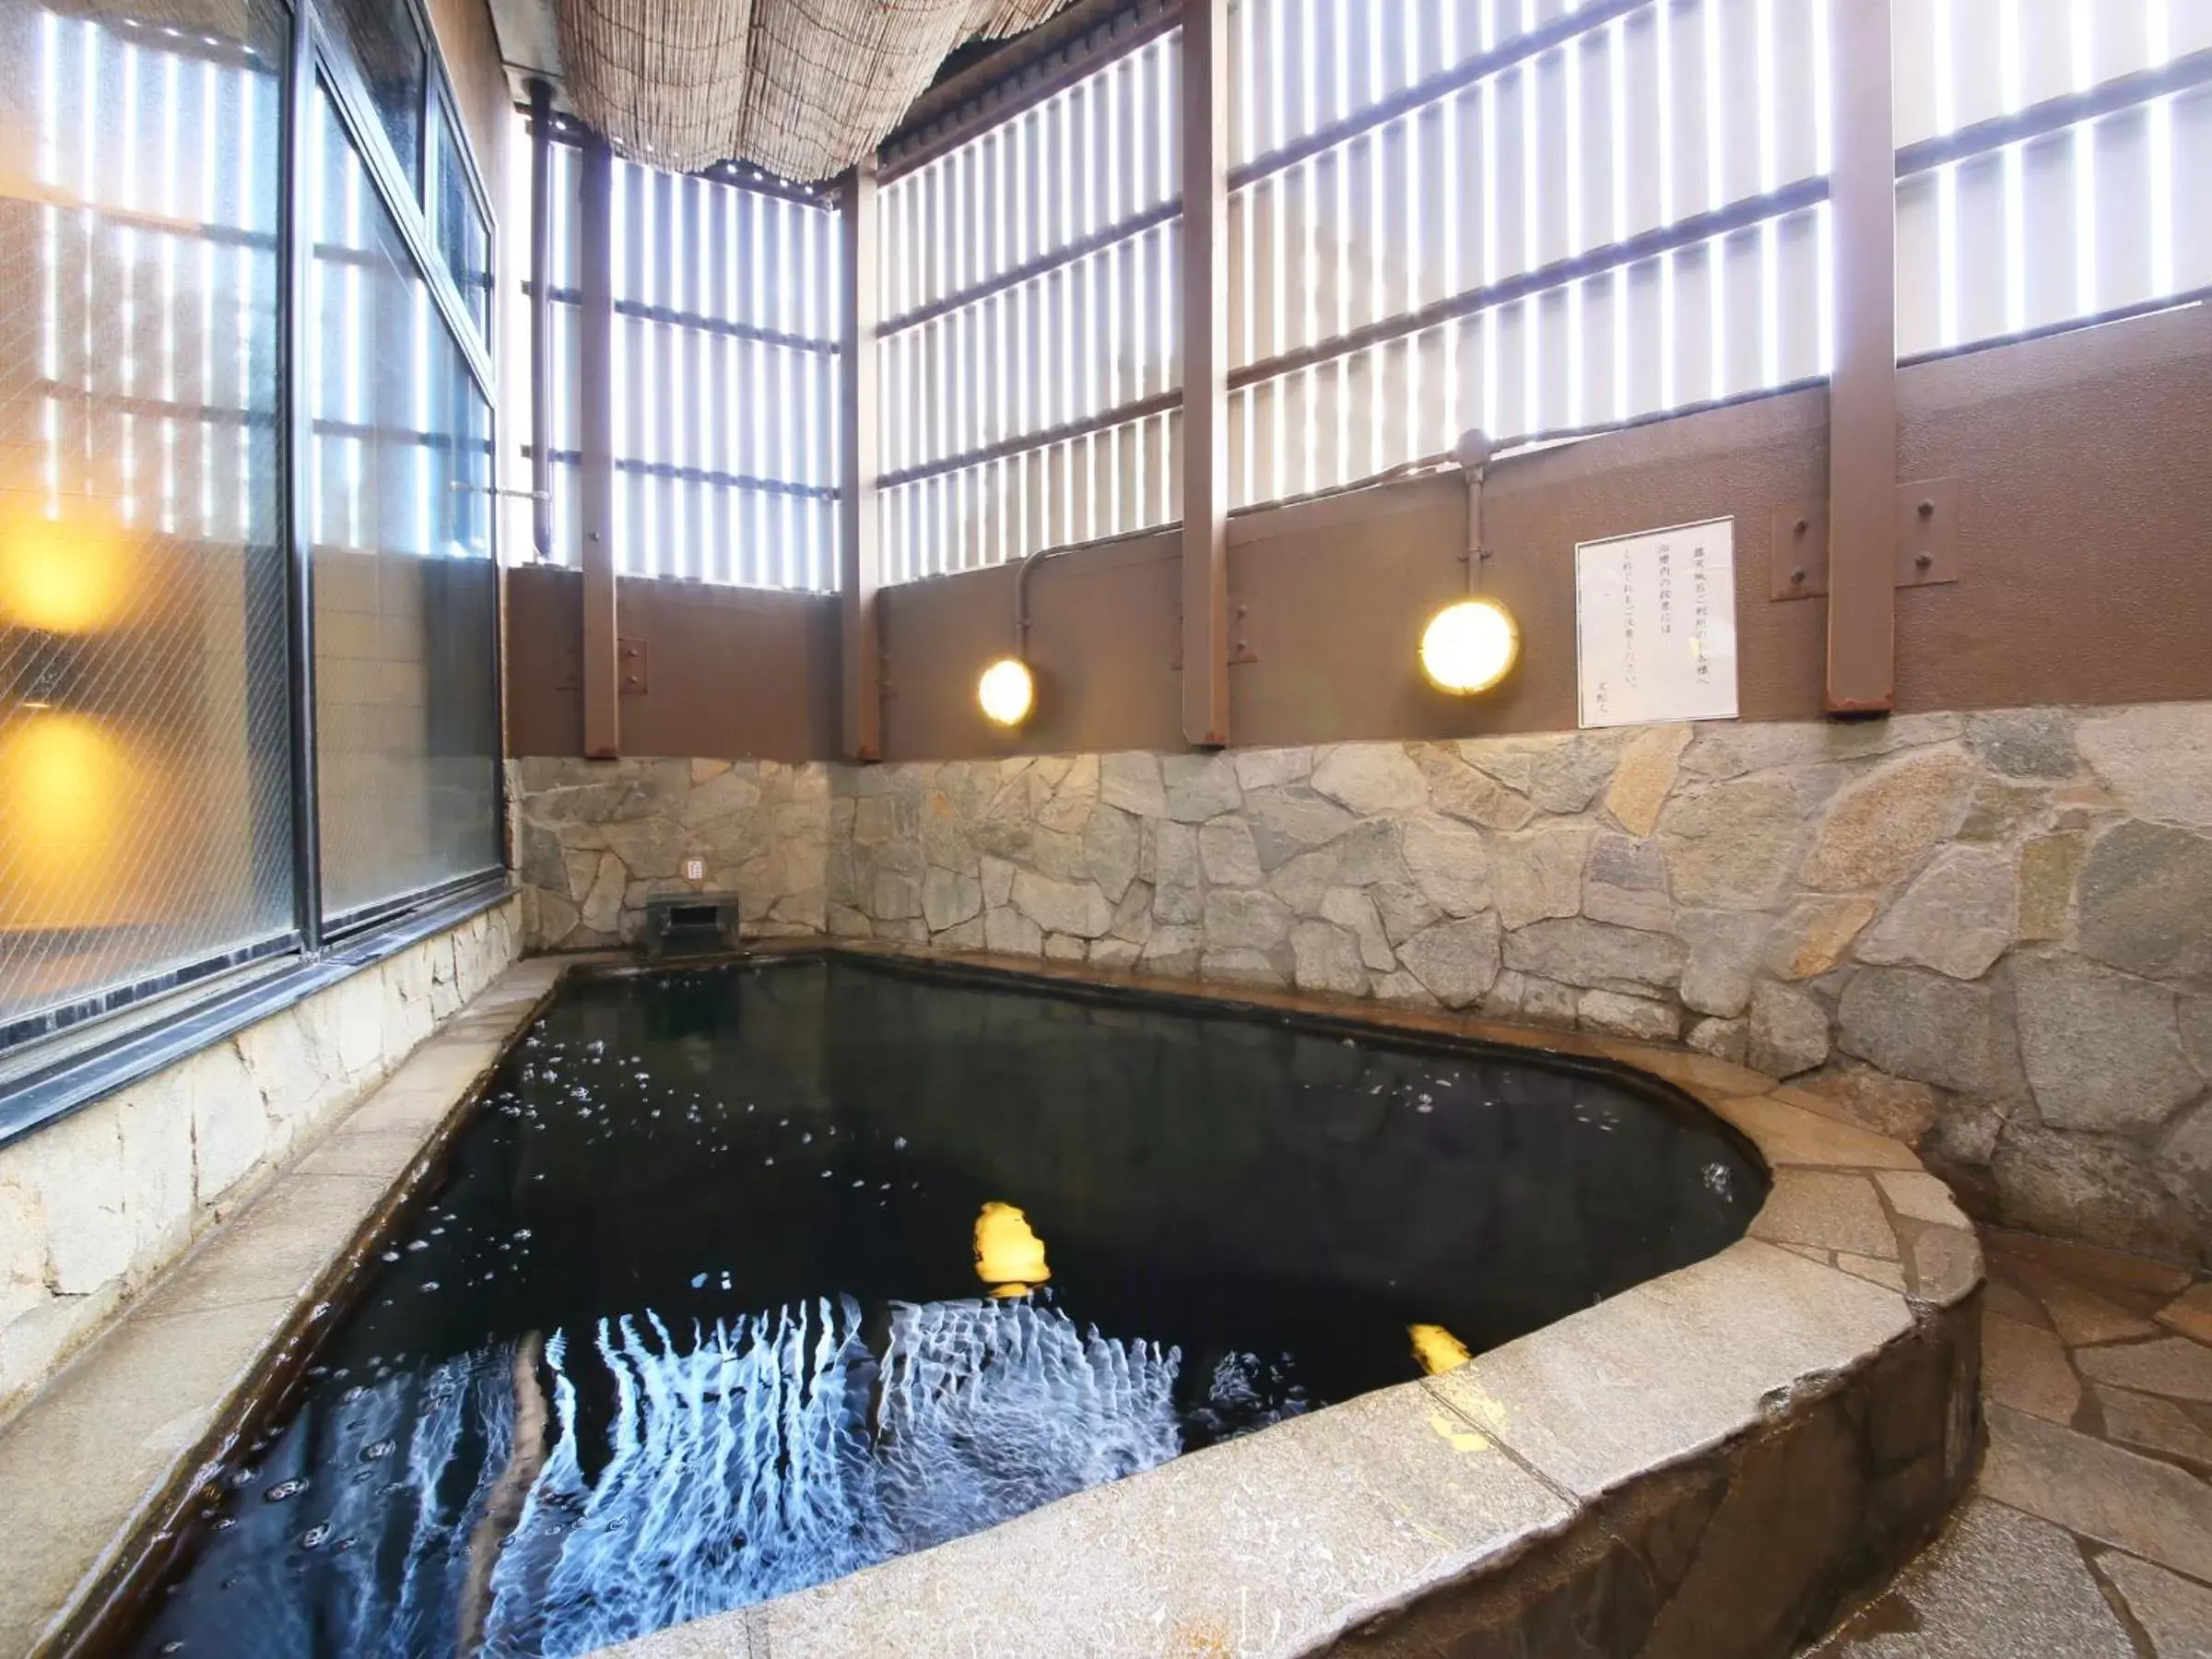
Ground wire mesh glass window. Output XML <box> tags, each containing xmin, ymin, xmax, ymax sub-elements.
<box><xmin>877</xmin><ymin>31</ymin><xmax>1185</xmax><ymax>582</ymax></box>
<box><xmin>434</xmin><ymin>100</ymin><xmax>493</xmax><ymax>336</ymax></box>
<box><xmin>307</xmin><ymin>85</ymin><xmax>501</xmax><ymax>927</ymax></box>
<box><xmin>0</xmin><ymin>0</ymin><xmax>296</xmax><ymax>1042</ymax></box>
<box><xmin>320</xmin><ymin>0</ymin><xmax>429</xmax><ymax>189</ymax></box>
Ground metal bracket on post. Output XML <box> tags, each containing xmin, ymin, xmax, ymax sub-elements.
<box><xmin>1769</xmin><ymin>481</ymin><xmax>1961</xmax><ymax>600</ymax></box>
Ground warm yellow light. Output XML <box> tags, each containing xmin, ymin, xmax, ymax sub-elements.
<box><xmin>977</xmin><ymin>656</ymin><xmax>1036</xmax><ymax>727</ymax></box>
<box><xmin>973</xmin><ymin>1200</ymin><xmax>1050</xmax><ymax>1297</ymax></box>
<box><xmin>0</xmin><ymin>712</ymin><xmax>136</xmax><ymax>928</ymax></box>
<box><xmin>0</xmin><ymin>496</ymin><xmax>124</xmax><ymax>634</ymax></box>
<box><xmin>1408</xmin><ymin>1323</ymin><xmax>1473</xmax><ymax>1376</ymax></box>
<box><xmin>1418</xmin><ymin>597</ymin><xmax>1521</xmax><ymax>695</ymax></box>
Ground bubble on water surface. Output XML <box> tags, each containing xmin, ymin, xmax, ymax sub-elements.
<box><xmin>262</xmin><ymin>1479</ymin><xmax>306</xmax><ymax>1503</ymax></box>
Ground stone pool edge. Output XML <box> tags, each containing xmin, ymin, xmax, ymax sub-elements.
<box><xmin>6</xmin><ymin>943</ymin><xmax>1983</xmax><ymax>1659</ymax></box>
<box><xmin>590</xmin><ymin>942</ymin><xmax>1983</xmax><ymax>1659</ymax></box>
<box><xmin>0</xmin><ymin>957</ymin><xmax>571</xmax><ymax>1659</ymax></box>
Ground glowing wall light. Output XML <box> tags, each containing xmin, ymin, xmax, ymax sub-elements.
<box><xmin>977</xmin><ymin>654</ymin><xmax>1036</xmax><ymax>728</ymax></box>
<box><xmin>1419</xmin><ymin>596</ymin><xmax>1520</xmax><ymax>696</ymax></box>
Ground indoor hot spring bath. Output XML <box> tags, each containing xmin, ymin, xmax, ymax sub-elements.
<box><xmin>123</xmin><ymin>956</ymin><xmax>1766</xmax><ymax>1658</ymax></box>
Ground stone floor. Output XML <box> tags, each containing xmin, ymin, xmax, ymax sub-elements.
<box><xmin>1807</xmin><ymin>1229</ymin><xmax>2212</xmax><ymax>1658</ymax></box>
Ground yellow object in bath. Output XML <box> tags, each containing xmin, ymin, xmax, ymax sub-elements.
<box><xmin>1408</xmin><ymin>1323</ymin><xmax>1472</xmax><ymax>1375</ymax></box>
<box><xmin>973</xmin><ymin>1201</ymin><xmax>1051</xmax><ymax>1297</ymax></box>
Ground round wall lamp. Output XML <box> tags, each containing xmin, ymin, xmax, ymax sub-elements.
<box><xmin>1420</xmin><ymin>426</ymin><xmax>1521</xmax><ymax>698</ymax></box>
<box><xmin>976</xmin><ymin>542</ymin><xmax>1076</xmax><ymax>731</ymax></box>
<box><xmin>977</xmin><ymin>654</ymin><xmax>1036</xmax><ymax>728</ymax></box>
<box><xmin>1419</xmin><ymin>595</ymin><xmax>1521</xmax><ymax>695</ymax></box>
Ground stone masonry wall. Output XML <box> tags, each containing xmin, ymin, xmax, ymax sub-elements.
<box><xmin>505</xmin><ymin>703</ymin><xmax>2212</xmax><ymax>1265</ymax></box>
<box><xmin>0</xmin><ymin>900</ymin><xmax>521</xmax><ymax>1418</ymax></box>
<box><xmin>510</xmin><ymin>758</ymin><xmax>830</xmax><ymax>950</ymax></box>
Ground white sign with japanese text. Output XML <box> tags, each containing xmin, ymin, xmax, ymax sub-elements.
<box><xmin>1574</xmin><ymin>517</ymin><xmax>1738</xmax><ymax>729</ymax></box>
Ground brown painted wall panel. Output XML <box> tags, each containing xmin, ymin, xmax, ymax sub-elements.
<box><xmin>882</xmin><ymin>536</ymin><xmax>1185</xmax><ymax>759</ymax></box>
<box><xmin>1891</xmin><ymin>302</ymin><xmax>2212</xmax><ymax>714</ymax></box>
<box><xmin>506</xmin><ymin>307</ymin><xmax>2212</xmax><ymax>764</ymax></box>
<box><xmin>874</xmin><ymin>388</ymin><xmax>1840</xmax><ymax>761</ymax></box>
<box><xmin>506</xmin><ymin>567</ymin><xmax>841</xmax><ymax>760</ymax></box>
<box><xmin>1469</xmin><ymin>389</ymin><xmax>1835</xmax><ymax>731</ymax></box>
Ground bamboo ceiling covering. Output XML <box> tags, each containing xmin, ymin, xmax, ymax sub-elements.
<box><xmin>557</xmin><ymin>0</ymin><xmax>1077</xmax><ymax>180</ymax></box>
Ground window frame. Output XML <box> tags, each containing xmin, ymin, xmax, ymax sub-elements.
<box><xmin>0</xmin><ymin>0</ymin><xmax>512</xmax><ymax>1142</ymax></box>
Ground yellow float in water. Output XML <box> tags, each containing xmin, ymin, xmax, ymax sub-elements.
<box><xmin>1408</xmin><ymin>1323</ymin><xmax>1472</xmax><ymax>1376</ymax></box>
<box><xmin>972</xmin><ymin>1201</ymin><xmax>1050</xmax><ymax>1298</ymax></box>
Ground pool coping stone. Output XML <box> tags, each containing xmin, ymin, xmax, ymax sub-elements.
<box><xmin>0</xmin><ymin>959</ymin><xmax>571</xmax><ymax>1659</ymax></box>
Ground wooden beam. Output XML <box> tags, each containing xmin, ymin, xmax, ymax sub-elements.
<box><xmin>577</xmin><ymin>136</ymin><xmax>620</xmax><ymax>758</ymax></box>
<box><xmin>840</xmin><ymin>156</ymin><xmax>884</xmax><ymax>762</ymax></box>
<box><xmin>1180</xmin><ymin>0</ymin><xmax>1230</xmax><ymax>749</ymax></box>
<box><xmin>1825</xmin><ymin>0</ymin><xmax>1897</xmax><ymax>714</ymax></box>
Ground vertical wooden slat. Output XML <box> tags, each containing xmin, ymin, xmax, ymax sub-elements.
<box><xmin>1183</xmin><ymin>0</ymin><xmax>1231</xmax><ymax>748</ymax></box>
<box><xmin>1825</xmin><ymin>0</ymin><xmax>1896</xmax><ymax>713</ymax></box>
<box><xmin>841</xmin><ymin>159</ymin><xmax>884</xmax><ymax>761</ymax></box>
<box><xmin>577</xmin><ymin>136</ymin><xmax>619</xmax><ymax>757</ymax></box>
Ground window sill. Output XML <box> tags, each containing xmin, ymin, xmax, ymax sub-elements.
<box><xmin>0</xmin><ymin>874</ymin><xmax>514</xmax><ymax>1151</ymax></box>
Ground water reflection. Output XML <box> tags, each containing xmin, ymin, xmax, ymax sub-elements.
<box><xmin>972</xmin><ymin>1199</ymin><xmax>1052</xmax><ymax>1296</ymax></box>
<box><xmin>190</xmin><ymin>1296</ymin><xmax>1184</xmax><ymax>1658</ymax></box>
<box><xmin>1408</xmin><ymin>1323</ymin><xmax>1473</xmax><ymax>1376</ymax></box>
<box><xmin>132</xmin><ymin>960</ymin><xmax>1762</xmax><ymax>1657</ymax></box>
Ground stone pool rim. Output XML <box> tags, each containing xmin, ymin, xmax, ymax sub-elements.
<box><xmin>20</xmin><ymin>943</ymin><xmax>1983</xmax><ymax>1659</ymax></box>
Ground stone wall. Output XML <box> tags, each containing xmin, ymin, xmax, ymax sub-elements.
<box><xmin>0</xmin><ymin>900</ymin><xmax>521</xmax><ymax>1418</ymax></box>
<box><xmin>510</xmin><ymin>758</ymin><xmax>831</xmax><ymax>950</ymax></box>
<box><xmin>504</xmin><ymin>702</ymin><xmax>2212</xmax><ymax>1265</ymax></box>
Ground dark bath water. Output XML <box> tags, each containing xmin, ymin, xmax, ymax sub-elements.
<box><xmin>130</xmin><ymin>958</ymin><xmax>1762</xmax><ymax>1658</ymax></box>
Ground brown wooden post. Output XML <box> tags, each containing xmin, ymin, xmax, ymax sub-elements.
<box><xmin>1825</xmin><ymin>0</ymin><xmax>1897</xmax><ymax>714</ymax></box>
<box><xmin>840</xmin><ymin>158</ymin><xmax>884</xmax><ymax>762</ymax></box>
<box><xmin>1180</xmin><ymin>0</ymin><xmax>1231</xmax><ymax>748</ymax></box>
<box><xmin>577</xmin><ymin>135</ymin><xmax>621</xmax><ymax>757</ymax></box>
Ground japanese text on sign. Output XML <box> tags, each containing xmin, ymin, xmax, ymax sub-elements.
<box><xmin>1575</xmin><ymin>517</ymin><xmax>1738</xmax><ymax>728</ymax></box>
